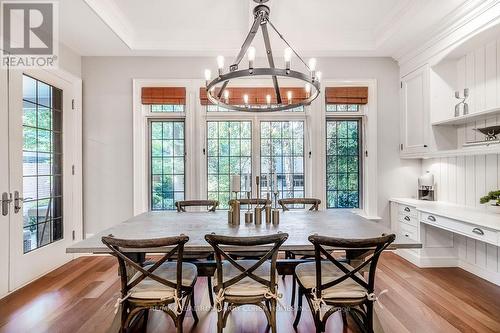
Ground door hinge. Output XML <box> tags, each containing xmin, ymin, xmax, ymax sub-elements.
<box><xmin>365</xmin><ymin>150</ymin><xmax>368</xmax><ymax>157</ymax></box>
<box><xmin>71</xmin><ymin>99</ymin><xmax>75</xmax><ymax>110</ymax></box>
<box><xmin>72</xmin><ymin>165</ymin><xmax>75</xmax><ymax>175</ymax></box>
<box><xmin>400</xmin><ymin>143</ymin><xmax>403</xmax><ymax>150</ymax></box>
<box><xmin>400</xmin><ymin>82</ymin><xmax>402</xmax><ymax>88</ymax></box>
<box><xmin>203</xmin><ymin>148</ymin><xmax>206</xmax><ymax>155</ymax></box>
<box><xmin>72</xmin><ymin>230</ymin><xmax>75</xmax><ymax>240</ymax></box>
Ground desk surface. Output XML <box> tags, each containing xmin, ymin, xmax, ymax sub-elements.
<box><xmin>67</xmin><ymin>210</ymin><xmax>421</xmax><ymax>253</ymax></box>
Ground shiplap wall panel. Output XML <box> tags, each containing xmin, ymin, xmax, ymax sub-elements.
<box><xmin>474</xmin><ymin>47</ymin><xmax>486</xmax><ymax>114</ymax></box>
<box><xmin>422</xmin><ymin>154</ymin><xmax>500</xmax><ymax>276</ymax></box>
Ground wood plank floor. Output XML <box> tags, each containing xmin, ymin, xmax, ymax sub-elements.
<box><xmin>1</xmin><ymin>252</ymin><xmax>499</xmax><ymax>333</ymax></box>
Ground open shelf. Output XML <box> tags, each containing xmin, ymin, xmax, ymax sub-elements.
<box><xmin>431</xmin><ymin>107</ymin><xmax>500</xmax><ymax>126</ymax></box>
<box><xmin>401</xmin><ymin>143</ymin><xmax>500</xmax><ymax>159</ymax></box>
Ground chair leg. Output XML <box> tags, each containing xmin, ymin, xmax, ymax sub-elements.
<box><xmin>176</xmin><ymin>317</ymin><xmax>183</xmax><ymax>333</ymax></box>
<box><xmin>190</xmin><ymin>292</ymin><xmax>199</xmax><ymax>323</ymax></box>
<box><xmin>120</xmin><ymin>303</ymin><xmax>128</xmax><ymax>333</ymax></box>
<box><xmin>366</xmin><ymin>302</ymin><xmax>374</xmax><ymax>333</ymax></box>
<box><xmin>142</xmin><ymin>309</ymin><xmax>149</xmax><ymax>331</ymax></box>
<box><xmin>293</xmin><ymin>288</ymin><xmax>303</xmax><ymax>328</ymax></box>
<box><xmin>217</xmin><ymin>306</ymin><xmax>224</xmax><ymax>333</ymax></box>
<box><xmin>341</xmin><ymin>309</ymin><xmax>348</xmax><ymax>328</ymax></box>
<box><xmin>270</xmin><ymin>299</ymin><xmax>277</xmax><ymax>333</ymax></box>
<box><xmin>291</xmin><ymin>274</ymin><xmax>296</xmax><ymax>307</ymax></box>
<box><xmin>207</xmin><ymin>277</ymin><xmax>214</xmax><ymax>307</ymax></box>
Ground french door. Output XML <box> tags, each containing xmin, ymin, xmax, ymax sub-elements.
<box><xmin>0</xmin><ymin>68</ymin><xmax>81</xmax><ymax>296</ymax></box>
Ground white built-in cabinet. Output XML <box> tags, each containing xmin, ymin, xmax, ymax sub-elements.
<box><xmin>400</xmin><ymin>65</ymin><xmax>430</xmax><ymax>156</ymax></box>
<box><xmin>400</xmin><ymin>23</ymin><xmax>500</xmax><ymax>159</ymax></box>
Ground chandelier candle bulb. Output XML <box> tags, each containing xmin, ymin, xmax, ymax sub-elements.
<box><xmin>204</xmin><ymin>69</ymin><xmax>211</xmax><ymax>83</ymax></box>
<box><xmin>305</xmin><ymin>83</ymin><xmax>311</xmax><ymax>98</ymax></box>
<box><xmin>223</xmin><ymin>90</ymin><xmax>229</xmax><ymax>103</ymax></box>
<box><xmin>243</xmin><ymin>94</ymin><xmax>249</xmax><ymax>106</ymax></box>
<box><xmin>316</xmin><ymin>71</ymin><xmax>322</xmax><ymax>82</ymax></box>
<box><xmin>287</xmin><ymin>91</ymin><xmax>292</xmax><ymax>104</ymax></box>
<box><xmin>216</xmin><ymin>55</ymin><xmax>225</xmax><ymax>75</ymax></box>
<box><xmin>247</xmin><ymin>46</ymin><xmax>256</xmax><ymax>70</ymax></box>
<box><xmin>266</xmin><ymin>94</ymin><xmax>271</xmax><ymax>105</ymax></box>
<box><xmin>284</xmin><ymin>47</ymin><xmax>292</xmax><ymax>71</ymax></box>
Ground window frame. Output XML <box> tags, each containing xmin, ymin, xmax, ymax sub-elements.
<box><xmin>133</xmin><ymin>79</ymin><xmax>378</xmax><ymax>219</ymax></box>
<box><xmin>325</xmin><ymin>117</ymin><xmax>363</xmax><ymax>209</ymax></box>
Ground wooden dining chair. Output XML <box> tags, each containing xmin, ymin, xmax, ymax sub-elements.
<box><xmin>278</xmin><ymin>197</ymin><xmax>321</xmax><ymax>211</ymax></box>
<box><xmin>228</xmin><ymin>198</ymin><xmax>271</xmax><ymax>209</ymax></box>
<box><xmin>277</xmin><ymin>197</ymin><xmax>321</xmax><ymax>306</ymax></box>
<box><xmin>175</xmin><ymin>199</ymin><xmax>218</xmax><ymax>307</ymax></box>
<box><xmin>101</xmin><ymin>234</ymin><xmax>198</xmax><ymax>333</ymax></box>
<box><xmin>175</xmin><ymin>199</ymin><xmax>219</xmax><ymax>212</ymax></box>
<box><xmin>205</xmin><ymin>233</ymin><xmax>289</xmax><ymax>333</ymax></box>
<box><xmin>293</xmin><ymin>233</ymin><xmax>395</xmax><ymax>333</ymax></box>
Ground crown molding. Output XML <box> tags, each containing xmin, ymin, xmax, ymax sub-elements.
<box><xmin>395</xmin><ymin>0</ymin><xmax>499</xmax><ymax>66</ymax></box>
<box><xmin>83</xmin><ymin>0</ymin><xmax>135</xmax><ymax>49</ymax></box>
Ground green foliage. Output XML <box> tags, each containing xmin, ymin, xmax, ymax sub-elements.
<box><xmin>480</xmin><ymin>190</ymin><xmax>500</xmax><ymax>205</ymax></box>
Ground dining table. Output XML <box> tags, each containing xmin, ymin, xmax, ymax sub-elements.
<box><xmin>67</xmin><ymin>209</ymin><xmax>422</xmax><ymax>332</ymax></box>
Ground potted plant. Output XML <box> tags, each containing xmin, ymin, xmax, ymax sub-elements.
<box><xmin>480</xmin><ymin>190</ymin><xmax>500</xmax><ymax>213</ymax></box>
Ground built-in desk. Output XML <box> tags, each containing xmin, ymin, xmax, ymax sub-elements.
<box><xmin>390</xmin><ymin>198</ymin><xmax>500</xmax><ymax>286</ymax></box>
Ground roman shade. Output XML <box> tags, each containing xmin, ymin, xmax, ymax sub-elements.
<box><xmin>199</xmin><ymin>87</ymin><xmax>308</xmax><ymax>105</ymax></box>
<box><xmin>141</xmin><ymin>87</ymin><xmax>186</xmax><ymax>105</ymax></box>
<box><xmin>325</xmin><ymin>87</ymin><xmax>368</xmax><ymax>105</ymax></box>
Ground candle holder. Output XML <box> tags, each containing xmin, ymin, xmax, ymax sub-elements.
<box><xmin>272</xmin><ymin>191</ymin><xmax>280</xmax><ymax>225</ymax></box>
<box><xmin>245</xmin><ymin>191</ymin><xmax>253</xmax><ymax>223</ymax></box>
<box><xmin>231</xmin><ymin>190</ymin><xmax>240</xmax><ymax>225</ymax></box>
<box><xmin>265</xmin><ymin>192</ymin><xmax>272</xmax><ymax>224</ymax></box>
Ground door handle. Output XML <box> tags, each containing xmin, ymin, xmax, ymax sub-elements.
<box><xmin>14</xmin><ymin>191</ymin><xmax>23</xmax><ymax>214</ymax></box>
<box><xmin>404</xmin><ymin>216</ymin><xmax>411</xmax><ymax>221</ymax></box>
<box><xmin>404</xmin><ymin>207</ymin><xmax>410</xmax><ymax>212</ymax></box>
<box><xmin>1</xmin><ymin>192</ymin><xmax>12</xmax><ymax>216</ymax></box>
<box><xmin>427</xmin><ymin>215</ymin><xmax>436</xmax><ymax>222</ymax></box>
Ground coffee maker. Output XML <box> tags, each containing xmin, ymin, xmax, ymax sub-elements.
<box><xmin>418</xmin><ymin>171</ymin><xmax>435</xmax><ymax>201</ymax></box>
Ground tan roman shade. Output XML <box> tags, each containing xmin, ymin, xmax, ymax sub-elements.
<box><xmin>199</xmin><ymin>87</ymin><xmax>308</xmax><ymax>105</ymax></box>
<box><xmin>325</xmin><ymin>87</ymin><xmax>368</xmax><ymax>105</ymax></box>
<box><xmin>141</xmin><ymin>87</ymin><xmax>186</xmax><ymax>105</ymax></box>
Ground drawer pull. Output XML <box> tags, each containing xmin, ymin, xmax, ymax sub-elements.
<box><xmin>404</xmin><ymin>233</ymin><xmax>409</xmax><ymax>237</ymax></box>
<box><xmin>404</xmin><ymin>216</ymin><xmax>411</xmax><ymax>221</ymax></box>
<box><xmin>472</xmin><ymin>228</ymin><xmax>484</xmax><ymax>236</ymax></box>
<box><xmin>427</xmin><ymin>215</ymin><xmax>436</xmax><ymax>222</ymax></box>
<box><xmin>404</xmin><ymin>207</ymin><xmax>410</xmax><ymax>212</ymax></box>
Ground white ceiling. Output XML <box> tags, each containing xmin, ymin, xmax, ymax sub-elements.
<box><xmin>58</xmin><ymin>0</ymin><xmax>476</xmax><ymax>58</ymax></box>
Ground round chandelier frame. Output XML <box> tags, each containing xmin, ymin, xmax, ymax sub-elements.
<box><xmin>204</xmin><ymin>0</ymin><xmax>321</xmax><ymax>112</ymax></box>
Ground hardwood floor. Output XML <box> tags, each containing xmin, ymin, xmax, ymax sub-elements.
<box><xmin>1</xmin><ymin>252</ymin><xmax>499</xmax><ymax>333</ymax></box>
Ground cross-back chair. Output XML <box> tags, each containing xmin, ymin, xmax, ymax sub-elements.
<box><xmin>293</xmin><ymin>233</ymin><xmax>395</xmax><ymax>333</ymax></box>
<box><xmin>174</xmin><ymin>200</ymin><xmax>218</xmax><ymax>307</ymax></box>
<box><xmin>102</xmin><ymin>235</ymin><xmax>198</xmax><ymax>333</ymax></box>
<box><xmin>175</xmin><ymin>199</ymin><xmax>219</xmax><ymax>212</ymax></box>
<box><xmin>228</xmin><ymin>198</ymin><xmax>271</xmax><ymax>210</ymax></box>
<box><xmin>278</xmin><ymin>197</ymin><xmax>321</xmax><ymax>211</ymax></box>
<box><xmin>205</xmin><ymin>233</ymin><xmax>289</xmax><ymax>333</ymax></box>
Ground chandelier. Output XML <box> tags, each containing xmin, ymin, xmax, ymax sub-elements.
<box><xmin>204</xmin><ymin>0</ymin><xmax>321</xmax><ymax>112</ymax></box>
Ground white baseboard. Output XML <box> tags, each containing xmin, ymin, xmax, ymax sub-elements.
<box><xmin>395</xmin><ymin>249</ymin><xmax>458</xmax><ymax>267</ymax></box>
<box><xmin>459</xmin><ymin>260</ymin><xmax>500</xmax><ymax>286</ymax></box>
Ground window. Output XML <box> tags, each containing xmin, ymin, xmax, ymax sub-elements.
<box><xmin>326</xmin><ymin>104</ymin><xmax>360</xmax><ymax>112</ymax></box>
<box><xmin>22</xmin><ymin>75</ymin><xmax>63</xmax><ymax>253</ymax></box>
<box><xmin>207</xmin><ymin>121</ymin><xmax>252</xmax><ymax>209</ymax></box>
<box><xmin>151</xmin><ymin>104</ymin><xmax>184</xmax><ymax>112</ymax></box>
<box><xmin>260</xmin><ymin>121</ymin><xmax>304</xmax><ymax>202</ymax></box>
<box><xmin>150</xmin><ymin>121</ymin><xmax>185</xmax><ymax>210</ymax></box>
<box><xmin>326</xmin><ymin>119</ymin><xmax>361</xmax><ymax>208</ymax></box>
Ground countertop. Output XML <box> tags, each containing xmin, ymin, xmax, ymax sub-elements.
<box><xmin>390</xmin><ymin>198</ymin><xmax>500</xmax><ymax>231</ymax></box>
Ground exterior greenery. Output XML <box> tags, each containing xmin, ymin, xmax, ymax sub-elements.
<box><xmin>22</xmin><ymin>75</ymin><xmax>63</xmax><ymax>253</ymax></box>
<box><xmin>326</xmin><ymin>119</ymin><xmax>360</xmax><ymax>208</ymax></box>
<box><xmin>150</xmin><ymin>120</ymin><xmax>185</xmax><ymax>210</ymax></box>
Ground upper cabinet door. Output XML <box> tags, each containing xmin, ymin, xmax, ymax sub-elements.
<box><xmin>400</xmin><ymin>65</ymin><xmax>430</xmax><ymax>155</ymax></box>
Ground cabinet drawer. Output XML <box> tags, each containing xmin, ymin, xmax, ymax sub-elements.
<box><xmin>421</xmin><ymin>212</ymin><xmax>498</xmax><ymax>246</ymax></box>
<box><xmin>398</xmin><ymin>204</ymin><xmax>417</xmax><ymax>218</ymax></box>
<box><xmin>398</xmin><ymin>213</ymin><xmax>418</xmax><ymax>227</ymax></box>
<box><xmin>399</xmin><ymin>222</ymin><xmax>418</xmax><ymax>241</ymax></box>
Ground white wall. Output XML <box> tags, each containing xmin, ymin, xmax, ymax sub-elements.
<box><xmin>81</xmin><ymin>56</ymin><xmax>420</xmax><ymax>235</ymax></box>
